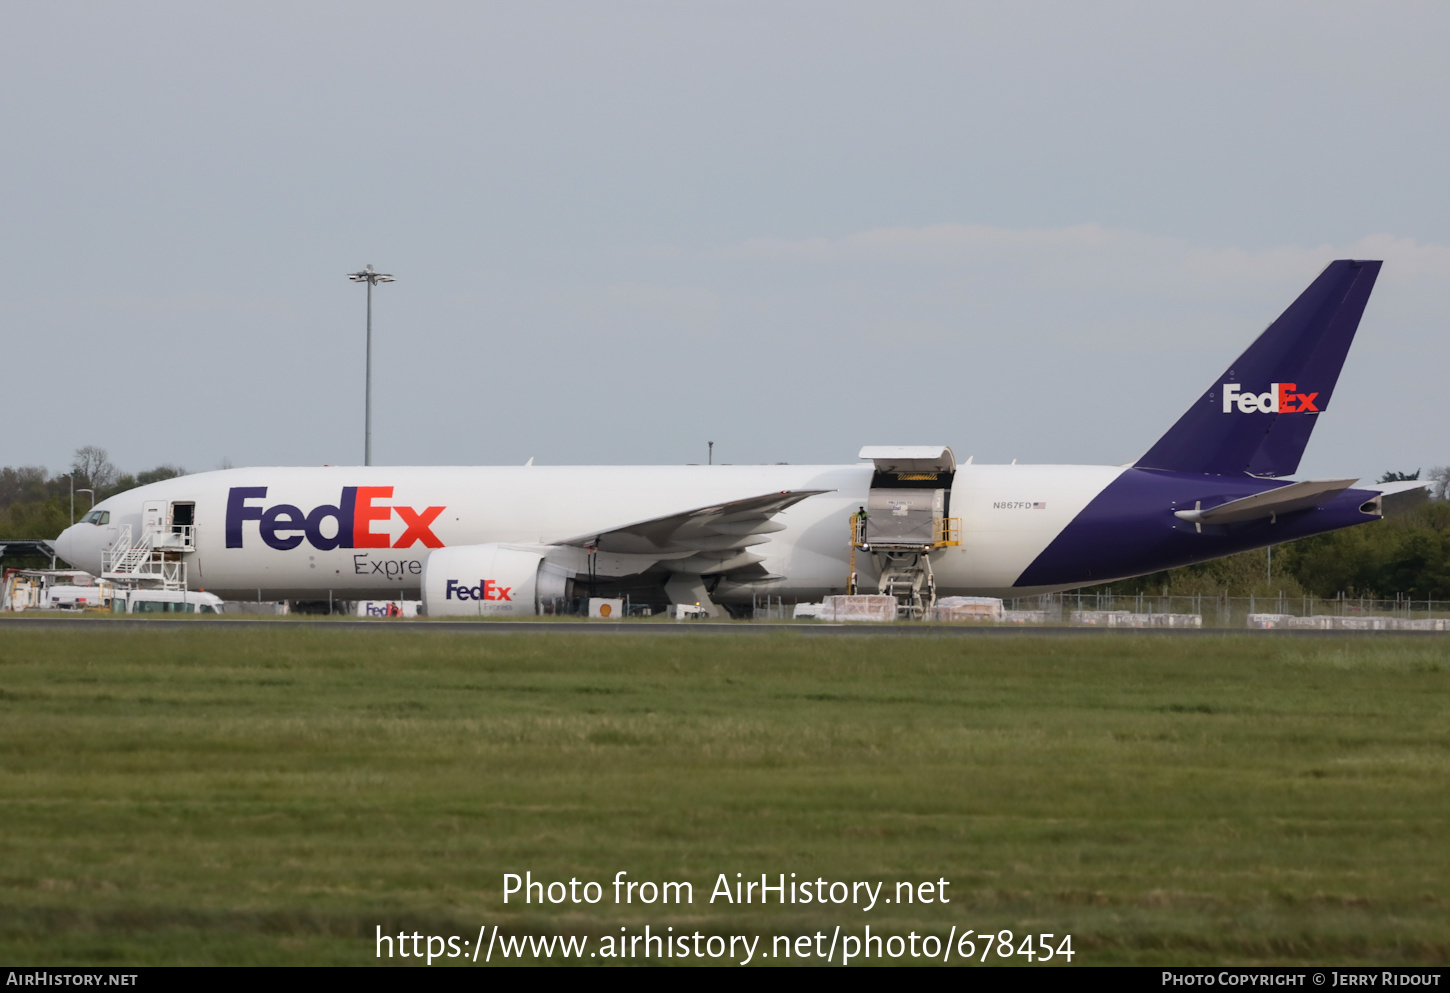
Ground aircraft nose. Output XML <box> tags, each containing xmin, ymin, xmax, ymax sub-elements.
<box><xmin>53</xmin><ymin>523</ymin><xmax>98</xmax><ymax>573</ymax></box>
<box><xmin>53</xmin><ymin>525</ymin><xmax>75</xmax><ymax>565</ymax></box>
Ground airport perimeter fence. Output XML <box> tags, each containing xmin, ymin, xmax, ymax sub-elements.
<box><xmin>749</xmin><ymin>590</ymin><xmax>1450</xmax><ymax>628</ymax></box>
<box><xmin>1006</xmin><ymin>591</ymin><xmax>1450</xmax><ymax>629</ymax></box>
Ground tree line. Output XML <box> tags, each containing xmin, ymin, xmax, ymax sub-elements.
<box><xmin>0</xmin><ymin>447</ymin><xmax>185</xmax><ymax>551</ymax></box>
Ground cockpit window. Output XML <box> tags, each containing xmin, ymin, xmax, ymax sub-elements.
<box><xmin>82</xmin><ymin>511</ymin><xmax>110</xmax><ymax>525</ymax></box>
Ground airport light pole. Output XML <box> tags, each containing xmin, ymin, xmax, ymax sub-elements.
<box><xmin>61</xmin><ymin>473</ymin><xmax>72</xmax><ymax>525</ymax></box>
<box><xmin>76</xmin><ymin>488</ymin><xmax>94</xmax><ymax>512</ymax></box>
<box><xmin>346</xmin><ymin>264</ymin><xmax>396</xmax><ymax>466</ymax></box>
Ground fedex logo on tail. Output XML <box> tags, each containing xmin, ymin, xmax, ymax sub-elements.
<box><xmin>226</xmin><ymin>487</ymin><xmax>445</xmax><ymax>551</ymax></box>
<box><xmin>1222</xmin><ymin>383</ymin><xmax>1319</xmax><ymax>414</ymax></box>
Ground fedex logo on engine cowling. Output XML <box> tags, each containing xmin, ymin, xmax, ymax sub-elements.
<box><xmin>1221</xmin><ymin>383</ymin><xmax>1319</xmax><ymax>414</ymax></box>
<box><xmin>444</xmin><ymin>579</ymin><xmax>512</xmax><ymax>602</ymax></box>
<box><xmin>225</xmin><ymin>486</ymin><xmax>445</xmax><ymax>551</ymax></box>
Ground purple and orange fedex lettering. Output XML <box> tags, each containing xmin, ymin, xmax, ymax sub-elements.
<box><xmin>226</xmin><ymin>487</ymin><xmax>446</xmax><ymax>550</ymax></box>
<box><xmin>395</xmin><ymin>506</ymin><xmax>446</xmax><ymax>548</ymax></box>
<box><xmin>1221</xmin><ymin>383</ymin><xmax>1319</xmax><ymax>414</ymax></box>
<box><xmin>353</xmin><ymin>487</ymin><xmax>393</xmax><ymax>549</ymax></box>
<box><xmin>444</xmin><ymin>579</ymin><xmax>512</xmax><ymax>601</ymax></box>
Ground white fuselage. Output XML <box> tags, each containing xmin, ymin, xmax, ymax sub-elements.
<box><xmin>54</xmin><ymin>462</ymin><xmax>1128</xmax><ymax>601</ymax></box>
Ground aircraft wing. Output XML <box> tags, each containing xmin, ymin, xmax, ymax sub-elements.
<box><xmin>1174</xmin><ymin>478</ymin><xmax>1359</xmax><ymax>525</ymax></box>
<box><xmin>553</xmin><ymin>489</ymin><xmax>831</xmax><ymax>573</ymax></box>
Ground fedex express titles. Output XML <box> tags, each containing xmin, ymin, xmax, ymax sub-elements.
<box><xmin>226</xmin><ymin>486</ymin><xmax>446</xmax><ymax>580</ymax></box>
<box><xmin>228</xmin><ymin>486</ymin><xmax>527</xmax><ymax>602</ymax></box>
<box><xmin>225</xmin><ymin>486</ymin><xmax>446</xmax><ymax>550</ymax></box>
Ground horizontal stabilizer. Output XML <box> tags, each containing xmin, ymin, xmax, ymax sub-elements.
<box><xmin>1174</xmin><ymin>478</ymin><xmax>1358</xmax><ymax>525</ymax></box>
<box><xmin>1362</xmin><ymin>479</ymin><xmax>1431</xmax><ymax>518</ymax></box>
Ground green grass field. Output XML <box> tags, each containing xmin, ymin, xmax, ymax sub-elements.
<box><xmin>0</xmin><ymin>623</ymin><xmax>1447</xmax><ymax>965</ymax></box>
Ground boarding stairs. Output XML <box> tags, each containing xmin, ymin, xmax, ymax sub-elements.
<box><xmin>101</xmin><ymin>522</ymin><xmax>194</xmax><ymax>591</ymax></box>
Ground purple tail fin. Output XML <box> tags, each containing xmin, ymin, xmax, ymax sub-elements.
<box><xmin>1136</xmin><ymin>259</ymin><xmax>1381</xmax><ymax>478</ymax></box>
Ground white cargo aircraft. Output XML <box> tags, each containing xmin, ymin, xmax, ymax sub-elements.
<box><xmin>54</xmin><ymin>260</ymin><xmax>1421</xmax><ymax>617</ymax></box>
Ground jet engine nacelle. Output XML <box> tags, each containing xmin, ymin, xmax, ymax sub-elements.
<box><xmin>421</xmin><ymin>543</ymin><xmax>569</xmax><ymax>617</ymax></box>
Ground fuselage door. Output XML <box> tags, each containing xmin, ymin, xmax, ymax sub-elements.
<box><xmin>142</xmin><ymin>500</ymin><xmax>168</xmax><ymax>535</ymax></box>
<box><xmin>857</xmin><ymin>446</ymin><xmax>958</xmax><ymax>546</ymax></box>
<box><xmin>171</xmin><ymin>502</ymin><xmax>195</xmax><ymax>530</ymax></box>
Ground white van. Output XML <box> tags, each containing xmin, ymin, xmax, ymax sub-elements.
<box><xmin>45</xmin><ymin>585</ymin><xmax>113</xmax><ymax>610</ymax></box>
<box><xmin>117</xmin><ymin>589</ymin><xmax>226</xmax><ymax>614</ymax></box>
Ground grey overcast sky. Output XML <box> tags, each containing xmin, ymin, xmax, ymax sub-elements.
<box><xmin>4</xmin><ymin>1</ymin><xmax>1447</xmax><ymax>480</ymax></box>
